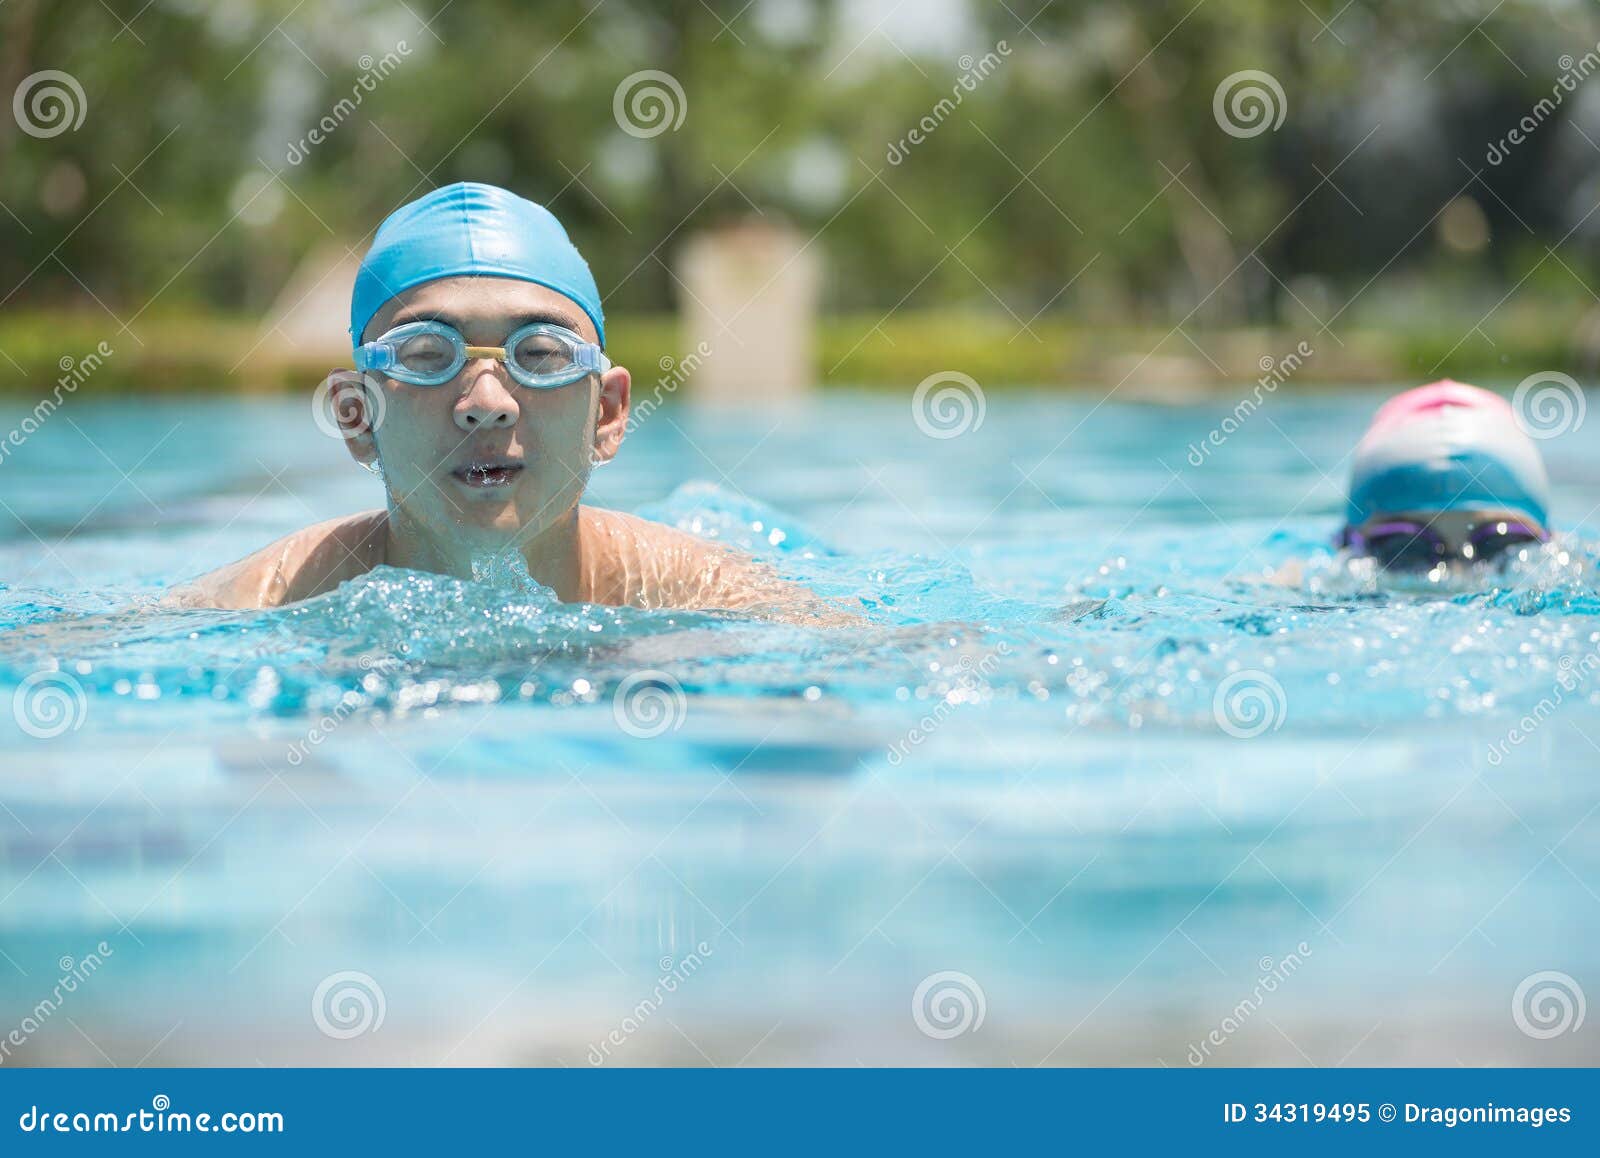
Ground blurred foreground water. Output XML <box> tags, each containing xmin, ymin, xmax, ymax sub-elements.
<box><xmin>1</xmin><ymin>388</ymin><xmax>1597</xmax><ymax>1065</ymax></box>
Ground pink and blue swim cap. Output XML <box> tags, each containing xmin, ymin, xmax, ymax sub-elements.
<box><xmin>350</xmin><ymin>182</ymin><xmax>605</xmax><ymax>350</ymax></box>
<box><xmin>1345</xmin><ymin>379</ymin><xmax>1550</xmax><ymax>533</ymax></box>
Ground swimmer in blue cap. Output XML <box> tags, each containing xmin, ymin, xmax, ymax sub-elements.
<box><xmin>1340</xmin><ymin>379</ymin><xmax>1550</xmax><ymax>574</ymax></box>
<box><xmin>178</xmin><ymin>182</ymin><xmax>844</xmax><ymax>622</ymax></box>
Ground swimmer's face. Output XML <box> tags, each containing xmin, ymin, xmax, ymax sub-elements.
<box><xmin>1349</xmin><ymin>508</ymin><xmax>1545</xmax><ymax>575</ymax></box>
<box><xmin>340</xmin><ymin>276</ymin><xmax>629</xmax><ymax>546</ymax></box>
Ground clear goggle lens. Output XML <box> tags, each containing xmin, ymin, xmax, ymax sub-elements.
<box><xmin>357</xmin><ymin>321</ymin><xmax>606</xmax><ymax>389</ymax></box>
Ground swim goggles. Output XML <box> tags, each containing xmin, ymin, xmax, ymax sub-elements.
<box><xmin>354</xmin><ymin>320</ymin><xmax>609</xmax><ymax>389</ymax></box>
<box><xmin>1340</xmin><ymin>511</ymin><xmax>1547</xmax><ymax>570</ymax></box>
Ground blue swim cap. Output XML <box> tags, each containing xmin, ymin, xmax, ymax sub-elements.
<box><xmin>350</xmin><ymin>182</ymin><xmax>605</xmax><ymax>350</ymax></box>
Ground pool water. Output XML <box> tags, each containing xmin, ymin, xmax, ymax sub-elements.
<box><xmin>1</xmin><ymin>388</ymin><xmax>1598</xmax><ymax>1065</ymax></box>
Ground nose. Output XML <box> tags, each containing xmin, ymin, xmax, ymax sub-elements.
<box><xmin>454</xmin><ymin>363</ymin><xmax>519</xmax><ymax>431</ymax></box>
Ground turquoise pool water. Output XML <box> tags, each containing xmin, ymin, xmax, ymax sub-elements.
<box><xmin>1</xmin><ymin>388</ymin><xmax>1598</xmax><ymax>1065</ymax></box>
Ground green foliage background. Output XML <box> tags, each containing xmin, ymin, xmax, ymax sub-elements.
<box><xmin>2</xmin><ymin>0</ymin><xmax>1598</xmax><ymax>388</ymax></box>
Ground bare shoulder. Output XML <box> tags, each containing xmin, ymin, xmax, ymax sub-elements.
<box><xmin>166</xmin><ymin>511</ymin><xmax>388</xmax><ymax>610</ymax></box>
<box><xmin>580</xmin><ymin>506</ymin><xmax>728</xmax><ymax>561</ymax></box>
<box><xmin>578</xmin><ymin>506</ymin><xmax>856</xmax><ymax>625</ymax></box>
<box><xmin>578</xmin><ymin>506</ymin><xmax>737</xmax><ymax>597</ymax></box>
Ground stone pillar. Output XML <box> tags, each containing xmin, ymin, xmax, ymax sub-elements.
<box><xmin>676</xmin><ymin>218</ymin><xmax>820</xmax><ymax>403</ymax></box>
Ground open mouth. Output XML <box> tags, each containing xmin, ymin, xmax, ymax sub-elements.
<box><xmin>451</xmin><ymin>461</ymin><xmax>524</xmax><ymax>489</ymax></box>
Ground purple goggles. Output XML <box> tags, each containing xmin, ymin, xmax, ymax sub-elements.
<box><xmin>1339</xmin><ymin>516</ymin><xmax>1548</xmax><ymax>569</ymax></box>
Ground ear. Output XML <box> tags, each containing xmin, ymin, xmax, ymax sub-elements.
<box><xmin>326</xmin><ymin>369</ymin><xmax>384</xmax><ymax>470</ymax></box>
<box><xmin>591</xmin><ymin>363</ymin><xmax>631</xmax><ymax>466</ymax></box>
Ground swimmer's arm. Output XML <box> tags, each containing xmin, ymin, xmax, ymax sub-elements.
<box><xmin>1</xmin><ymin>518</ymin><xmax>381</xmax><ymax>653</ymax></box>
<box><xmin>656</xmin><ymin>527</ymin><xmax>863</xmax><ymax>626</ymax></box>
<box><xmin>162</xmin><ymin>550</ymin><xmax>280</xmax><ymax>610</ymax></box>
<box><xmin>164</xmin><ymin>512</ymin><xmax>386</xmax><ymax>610</ymax></box>
<box><xmin>1251</xmin><ymin>558</ymin><xmax>1306</xmax><ymax>588</ymax></box>
<box><xmin>686</xmin><ymin>546</ymin><xmax>861</xmax><ymax>627</ymax></box>
<box><xmin>584</xmin><ymin>508</ymin><xmax>860</xmax><ymax>626</ymax></box>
